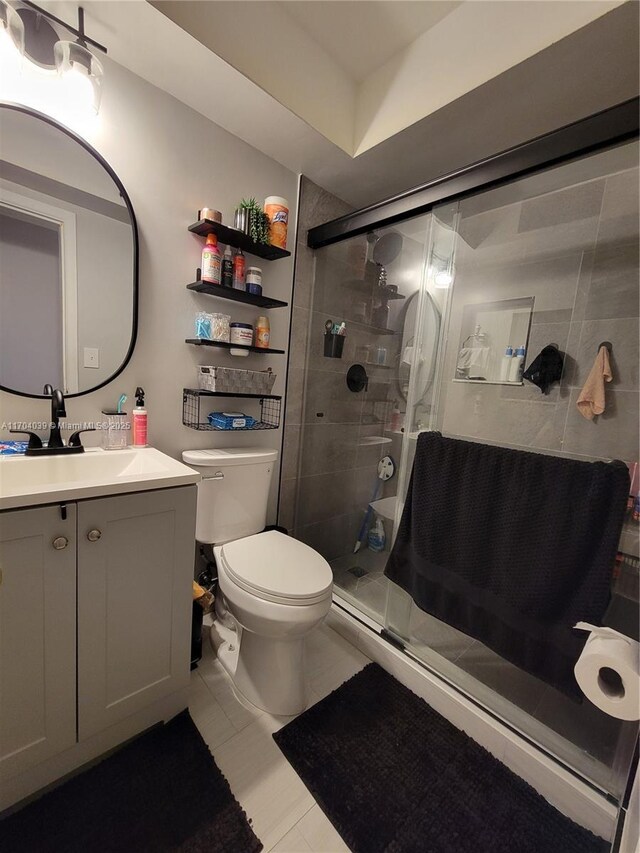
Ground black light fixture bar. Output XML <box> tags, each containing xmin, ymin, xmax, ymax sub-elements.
<box><xmin>21</xmin><ymin>1</ymin><xmax>107</xmax><ymax>53</ymax></box>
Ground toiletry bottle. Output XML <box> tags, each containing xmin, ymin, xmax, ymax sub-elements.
<box><xmin>222</xmin><ymin>245</ymin><xmax>233</xmax><ymax>288</ymax></box>
<box><xmin>500</xmin><ymin>346</ymin><xmax>513</xmax><ymax>381</ymax></box>
<box><xmin>368</xmin><ymin>517</ymin><xmax>386</xmax><ymax>552</ymax></box>
<box><xmin>509</xmin><ymin>345</ymin><xmax>525</xmax><ymax>382</ymax></box>
<box><xmin>132</xmin><ymin>387</ymin><xmax>147</xmax><ymax>447</ymax></box>
<box><xmin>390</xmin><ymin>402</ymin><xmax>402</xmax><ymax>432</ymax></box>
<box><xmin>255</xmin><ymin>315</ymin><xmax>270</xmax><ymax>349</ymax></box>
<box><xmin>201</xmin><ymin>233</ymin><xmax>221</xmax><ymax>285</ymax></box>
<box><xmin>233</xmin><ymin>248</ymin><xmax>246</xmax><ymax>290</ymax></box>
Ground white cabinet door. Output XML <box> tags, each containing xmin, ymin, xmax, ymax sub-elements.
<box><xmin>77</xmin><ymin>486</ymin><xmax>196</xmax><ymax>740</ymax></box>
<box><xmin>0</xmin><ymin>504</ymin><xmax>77</xmax><ymax>781</ymax></box>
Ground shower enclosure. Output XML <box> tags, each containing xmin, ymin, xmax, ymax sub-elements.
<box><xmin>284</xmin><ymin>102</ymin><xmax>639</xmax><ymax>803</ymax></box>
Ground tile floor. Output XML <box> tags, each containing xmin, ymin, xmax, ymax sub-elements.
<box><xmin>189</xmin><ymin>618</ymin><xmax>370</xmax><ymax>852</ymax></box>
<box><xmin>330</xmin><ymin>550</ymin><xmax>390</xmax><ymax>622</ymax></box>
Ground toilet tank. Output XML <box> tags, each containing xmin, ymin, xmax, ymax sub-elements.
<box><xmin>182</xmin><ymin>447</ymin><xmax>278</xmax><ymax>544</ymax></box>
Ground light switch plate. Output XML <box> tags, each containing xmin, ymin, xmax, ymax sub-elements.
<box><xmin>84</xmin><ymin>347</ymin><xmax>99</xmax><ymax>369</ymax></box>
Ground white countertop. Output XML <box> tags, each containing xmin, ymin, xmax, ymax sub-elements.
<box><xmin>0</xmin><ymin>446</ymin><xmax>200</xmax><ymax>511</ymax></box>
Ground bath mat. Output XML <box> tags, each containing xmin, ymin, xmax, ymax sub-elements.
<box><xmin>0</xmin><ymin>711</ymin><xmax>261</xmax><ymax>853</ymax></box>
<box><xmin>273</xmin><ymin>663</ymin><xmax>607</xmax><ymax>853</ymax></box>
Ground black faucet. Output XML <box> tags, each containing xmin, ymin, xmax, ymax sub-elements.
<box><xmin>9</xmin><ymin>385</ymin><xmax>95</xmax><ymax>455</ymax></box>
<box><xmin>43</xmin><ymin>384</ymin><xmax>66</xmax><ymax>448</ymax></box>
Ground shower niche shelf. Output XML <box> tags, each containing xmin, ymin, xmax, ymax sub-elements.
<box><xmin>182</xmin><ymin>389</ymin><xmax>282</xmax><ymax>431</ymax></box>
<box><xmin>358</xmin><ymin>325</ymin><xmax>397</xmax><ymax>336</ymax></box>
<box><xmin>344</xmin><ymin>279</ymin><xmax>406</xmax><ymax>300</ymax></box>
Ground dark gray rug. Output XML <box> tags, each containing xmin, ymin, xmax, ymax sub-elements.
<box><xmin>0</xmin><ymin>711</ymin><xmax>261</xmax><ymax>853</ymax></box>
<box><xmin>273</xmin><ymin>663</ymin><xmax>608</xmax><ymax>853</ymax></box>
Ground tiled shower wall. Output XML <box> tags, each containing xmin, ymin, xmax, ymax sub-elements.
<box><xmin>438</xmin><ymin>163</ymin><xmax>639</xmax><ymax>465</ymax></box>
<box><xmin>278</xmin><ymin>177</ymin><xmax>353</xmax><ymax>539</ymax></box>
<box><xmin>278</xmin><ymin>177</ymin><xmax>406</xmax><ymax>558</ymax></box>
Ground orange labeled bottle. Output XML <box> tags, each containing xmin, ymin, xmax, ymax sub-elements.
<box><xmin>255</xmin><ymin>316</ymin><xmax>270</xmax><ymax>349</ymax></box>
<box><xmin>201</xmin><ymin>233</ymin><xmax>221</xmax><ymax>285</ymax></box>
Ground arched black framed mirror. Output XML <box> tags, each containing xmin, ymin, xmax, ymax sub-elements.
<box><xmin>0</xmin><ymin>102</ymin><xmax>138</xmax><ymax>398</ymax></box>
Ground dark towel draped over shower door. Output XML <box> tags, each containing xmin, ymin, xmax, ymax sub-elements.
<box><xmin>384</xmin><ymin>432</ymin><xmax>629</xmax><ymax>699</ymax></box>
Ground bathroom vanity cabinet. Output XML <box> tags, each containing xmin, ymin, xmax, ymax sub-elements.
<box><xmin>0</xmin><ymin>485</ymin><xmax>197</xmax><ymax>811</ymax></box>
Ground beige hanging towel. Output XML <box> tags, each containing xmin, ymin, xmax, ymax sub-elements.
<box><xmin>576</xmin><ymin>345</ymin><xmax>612</xmax><ymax>420</ymax></box>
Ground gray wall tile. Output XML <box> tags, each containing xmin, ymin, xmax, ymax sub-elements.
<box><xmin>285</xmin><ymin>367</ymin><xmax>305</xmax><ymax>425</ymax></box>
<box><xmin>281</xmin><ymin>424</ymin><xmax>301</xmax><ymax>481</ymax></box>
<box><xmin>583</xmin><ymin>241</ymin><xmax>640</xmax><ymax>320</ymax></box>
<box><xmin>303</xmin><ymin>368</ymin><xmax>363</xmax><ymax>424</ymax></box>
<box><xmin>562</xmin><ymin>388</ymin><xmax>639</xmax><ymax>460</ymax></box>
<box><xmin>292</xmin><ymin>243</ymin><xmax>315</xmax><ymax>311</ymax></box>
<box><xmin>297</xmin><ymin>511</ymin><xmax>362</xmax><ymax>562</ymax></box>
<box><xmin>571</xmin><ymin>318</ymin><xmax>639</xmax><ymax>391</ymax></box>
<box><xmin>299</xmin><ymin>422</ymin><xmax>361</xmax><ymax>477</ymax></box>
<box><xmin>597</xmin><ymin>169</ymin><xmax>640</xmax><ymax>245</ymax></box>
<box><xmin>278</xmin><ymin>477</ymin><xmax>297</xmax><ymax>531</ymax></box>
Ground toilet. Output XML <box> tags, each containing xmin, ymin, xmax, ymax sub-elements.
<box><xmin>182</xmin><ymin>447</ymin><xmax>333</xmax><ymax>715</ymax></box>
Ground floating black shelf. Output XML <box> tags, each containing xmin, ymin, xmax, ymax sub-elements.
<box><xmin>182</xmin><ymin>389</ymin><xmax>281</xmax><ymax>431</ymax></box>
<box><xmin>189</xmin><ymin>219</ymin><xmax>291</xmax><ymax>261</ymax></box>
<box><xmin>187</xmin><ymin>280</ymin><xmax>288</xmax><ymax>309</ymax></box>
<box><xmin>186</xmin><ymin>338</ymin><xmax>286</xmax><ymax>355</ymax></box>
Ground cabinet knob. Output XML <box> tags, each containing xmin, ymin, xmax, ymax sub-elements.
<box><xmin>52</xmin><ymin>536</ymin><xmax>69</xmax><ymax>550</ymax></box>
<box><xmin>87</xmin><ymin>529</ymin><xmax>102</xmax><ymax>542</ymax></box>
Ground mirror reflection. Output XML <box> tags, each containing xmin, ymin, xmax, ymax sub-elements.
<box><xmin>0</xmin><ymin>106</ymin><xmax>136</xmax><ymax>397</ymax></box>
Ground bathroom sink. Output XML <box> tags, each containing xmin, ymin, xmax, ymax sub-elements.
<box><xmin>0</xmin><ymin>447</ymin><xmax>200</xmax><ymax>510</ymax></box>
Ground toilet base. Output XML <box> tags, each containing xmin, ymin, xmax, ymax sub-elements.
<box><xmin>210</xmin><ymin>619</ymin><xmax>309</xmax><ymax>716</ymax></box>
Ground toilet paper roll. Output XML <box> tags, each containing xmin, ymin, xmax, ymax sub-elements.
<box><xmin>574</xmin><ymin>622</ymin><xmax>640</xmax><ymax>721</ymax></box>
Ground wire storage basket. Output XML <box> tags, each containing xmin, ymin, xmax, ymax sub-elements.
<box><xmin>182</xmin><ymin>389</ymin><xmax>281</xmax><ymax>431</ymax></box>
<box><xmin>197</xmin><ymin>366</ymin><xmax>276</xmax><ymax>395</ymax></box>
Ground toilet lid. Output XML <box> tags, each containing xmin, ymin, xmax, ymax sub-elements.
<box><xmin>219</xmin><ymin>531</ymin><xmax>333</xmax><ymax>605</ymax></box>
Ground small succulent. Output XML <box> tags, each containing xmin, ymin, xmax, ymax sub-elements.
<box><xmin>239</xmin><ymin>198</ymin><xmax>271</xmax><ymax>244</ymax></box>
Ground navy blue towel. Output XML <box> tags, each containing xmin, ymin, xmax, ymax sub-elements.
<box><xmin>384</xmin><ymin>432</ymin><xmax>629</xmax><ymax>698</ymax></box>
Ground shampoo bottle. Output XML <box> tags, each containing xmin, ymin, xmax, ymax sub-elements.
<box><xmin>233</xmin><ymin>248</ymin><xmax>246</xmax><ymax>290</ymax></box>
<box><xmin>500</xmin><ymin>346</ymin><xmax>514</xmax><ymax>381</ymax></box>
<box><xmin>201</xmin><ymin>233</ymin><xmax>221</xmax><ymax>285</ymax></box>
<box><xmin>509</xmin><ymin>345</ymin><xmax>526</xmax><ymax>382</ymax></box>
<box><xmin>368</xmin><ymin>517</ymin><xmax>386</xmax><ymax>552</ymax></box>
<box><xmin>132</xmin><ymin>387</ymin><xmax>147</xmax><ymax>447</ymax></box>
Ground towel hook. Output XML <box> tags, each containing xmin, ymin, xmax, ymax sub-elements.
<box><xmin>598</xmin><ymin>341</ymin><xmax>613</xmax><ymax>353</ymax></box>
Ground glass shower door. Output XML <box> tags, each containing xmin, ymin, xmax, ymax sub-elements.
<box><xmin>292</xmin><ymin>213</ymin><xmax>436</xmax><ymax>623</ymax></box>
<box><xmin>385</xmin><ymin>139</ymin><xmax>640</xmax><ymax>798</ymax></box>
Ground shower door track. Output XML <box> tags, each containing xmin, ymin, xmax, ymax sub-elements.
<box><xmin>307</xmin><ymin>97</ymin><xmax>639</xmax><ymax>250</ymax></box>
<box><xmin>332</xmin><ymin>594</ymin><xmax>624</xmax><ymax>805</ymax></box>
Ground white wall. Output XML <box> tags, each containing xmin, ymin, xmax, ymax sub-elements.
<box><xmin>0</xmin><ymin>56</ymin><xmax>298</xmax><ymax>523</ymax></box>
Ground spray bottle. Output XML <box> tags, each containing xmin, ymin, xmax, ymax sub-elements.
<box><xmin>132</xmin><ymin>387</ymin><xmax>147</xmax><ymax>447</ymax></box>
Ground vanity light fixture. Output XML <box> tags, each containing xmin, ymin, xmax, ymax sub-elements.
<box><xmin>0</xmin><ymin>2</ymin><xmax>106</xmax><ymax>120</ymax></box>
<box><xmin>0</xmin><ymin>0</ymin><xmax>25</xmax><ymax>99</ymax></box>
<box><xmin>0</xmin><ymin>0</ymin><xmax>24</xmax><ymax>57</ymax></box>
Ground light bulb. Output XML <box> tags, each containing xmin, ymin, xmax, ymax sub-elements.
<box><xmin>60</xmin><ymin>61</ymin><xmax>96</xmax><ymax>110</ymax></box>
<box><xmin>434</xmin><ymin>270</ymin><xmax>453</xmax><ymax>288</ymax></box>
<box><xmin>54</xmin><ymin>40</ymin><xmax>103</xmax><ymax>116</ymax></box>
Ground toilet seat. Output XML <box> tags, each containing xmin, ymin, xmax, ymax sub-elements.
<box><xmin>218</xmin><ymin>531</ymin><xmax>333</xmax><ymax>606</ymax></box>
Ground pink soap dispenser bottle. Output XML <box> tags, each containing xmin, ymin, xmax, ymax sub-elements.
<box><xmin>132</xmin><ymin>387</ymin><xmax>147</xmax><ymax>447</ymax></box>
